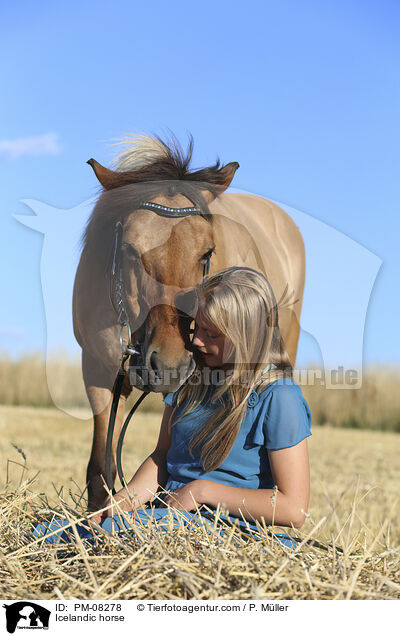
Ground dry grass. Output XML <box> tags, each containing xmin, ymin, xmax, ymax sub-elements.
<box><xmin>302</xmin><ymin>364</ymin><xmax>400</xmax><ymax>433</ymax></box>
<box><xmin>0</xmin><ymin>405</ymin><xmax>399</xmax><ymax>600</ymax></box>
<box><xmin>0</xmin><ymin>353</ymin><xmax>165</xmax><ymax>413</ymax></box>
<box><xmin>0</xmin><ymin>352</ymin><xmax>86</xmax><ymax>408</ymax></box>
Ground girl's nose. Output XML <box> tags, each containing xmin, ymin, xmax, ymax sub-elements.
<box><xmin>192</xmin><ymin>334</ymin><xmax>205</xmax><ymax>348</ymax></box>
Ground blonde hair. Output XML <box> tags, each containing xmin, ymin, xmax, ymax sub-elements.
<box><xmin>172</xmin><ymin>266</ymin><xmax>293</xmax><ymax>472</ymax></box>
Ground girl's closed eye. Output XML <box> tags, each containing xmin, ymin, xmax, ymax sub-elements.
<box><xmin>202</xmin><ymin>327</ymin><xmax>220</xmax><ymax>339</ymax></box>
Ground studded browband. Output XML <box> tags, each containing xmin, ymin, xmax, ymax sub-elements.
<box><xmin>140</xmin><ymin>200</ymin><xmax>202</xmax><ymax>217</ymax></box>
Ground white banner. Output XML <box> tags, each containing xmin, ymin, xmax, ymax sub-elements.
<box><xmin>1</xmin><ymin>599</ymin><xmax>398</xmax><ymax>635</ymax></box>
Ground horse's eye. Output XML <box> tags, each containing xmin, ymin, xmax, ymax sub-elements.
<box><xmin>122</xmin><ymin>243</ymin><xmax>140</xmax><ymax>260</ymax></box>
<box><xmin>199</xmin><ymin>247</ymin><xmax>215</xmax><ymax>263</ymax></box>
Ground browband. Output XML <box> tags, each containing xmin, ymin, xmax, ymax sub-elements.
<box><xmin>140</xmin><ymin>200</ymin><xmax>202</xmax><ymax>217</ymax></box>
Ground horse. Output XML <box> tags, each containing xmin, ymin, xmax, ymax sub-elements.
<box><xmin>72</xmin><ymin>134</ymin><xmax>305</xmax><ymax>510</ymax></box>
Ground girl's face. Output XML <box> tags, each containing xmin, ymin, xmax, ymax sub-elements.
<box><xmin>191</xmin><ymin>312</ymin><xmax>235</xmax><ymax>368</ymax></box>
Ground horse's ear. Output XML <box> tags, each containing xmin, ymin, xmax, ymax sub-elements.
<box><xmin>200</xmin><ymin>162</ymin><xmax>240</xmax><ymax>204</ymax></box>
<box><xmin>218</xmin><ymin>161</ymin><xmax>240</xmax><ymax>189</ymax></box>
<box><xmin>87</xmin><ymin>158</ymin><xmax>119</xmax><ymax>190</ymax></box>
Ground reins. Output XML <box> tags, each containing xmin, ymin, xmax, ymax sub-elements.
<box><xmin>104</xmin><ymin>351</ymin><xmax>144</xmax><ymax>494</ymax></box>
<box><xmin>103</xmin><ymin>200</ymin><xmax>211</xmax><ymax>498</ymax></box>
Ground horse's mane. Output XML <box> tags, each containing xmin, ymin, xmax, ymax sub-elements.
<box><xmin>95</xmin><ymin>133</ymin><xmax>230</xmax><ymax>190</ymax></box>
<box><xmin>82</xmin><ymin>134</ymin><xmax>220</xmax><ymax>255</ymax></box>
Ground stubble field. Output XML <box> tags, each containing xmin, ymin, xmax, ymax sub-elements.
<box><xmin>0</xmin><ymin>401</ymin><xmax>399</xmax><ymax>600</ymax></box>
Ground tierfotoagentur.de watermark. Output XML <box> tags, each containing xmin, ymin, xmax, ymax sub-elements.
<box><xmin>129</xmin><ymin>364</ymin><xmax>361</xmax><ymax>390</ymax></box>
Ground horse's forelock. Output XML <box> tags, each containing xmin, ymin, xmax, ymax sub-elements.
<box><xmin>111</xmin><ymin>134</ymin><xmax>171</xmax><ymax>172</ymax></box>
<box><xmin>110</xmin><ymin>133</ymin><xmax>193</xmax><ymax>177</ymax></box>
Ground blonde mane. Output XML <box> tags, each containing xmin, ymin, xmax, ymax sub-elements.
<box><xmin>110</xmin><ymin>134</ymin><xmax>172</xmax><ymax>173</ymax></box>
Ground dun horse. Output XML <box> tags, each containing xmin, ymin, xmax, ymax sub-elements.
<box><xmin>73</xmin><ymin>135</ymin><xmax>305</xmax><ymax>510</ymax></box>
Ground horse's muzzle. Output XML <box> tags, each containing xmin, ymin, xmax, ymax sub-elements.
<box><xmin>128</xmin><ymin>353</ymin><xmax>195</xmax><ymax>393</ymax></box>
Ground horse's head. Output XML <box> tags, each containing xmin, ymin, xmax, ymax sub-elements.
<box><xmin>85</xmin><ymin>135</ymin><xmax>239</xmax><ymax>392</ymax></box>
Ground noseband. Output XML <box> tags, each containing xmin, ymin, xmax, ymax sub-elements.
<box><xmin>103</xmin><ymin>200</ymin><xmax>212</xmax><ymax>501</ymax></box>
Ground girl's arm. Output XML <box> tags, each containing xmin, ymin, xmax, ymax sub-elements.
<box><xmin>92</xmin><ymin>404</ymin><xmax>173</xmax><ymax>521</ymax></box>
<box><xmin>164</xmin><ymin>439</ymin><xmax>310</xmax><ymax>528</ymax></box>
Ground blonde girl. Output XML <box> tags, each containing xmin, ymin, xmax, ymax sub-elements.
<box><xmin>98</xmin><ymin>266</ymin><xmax>311</xmax><ymax>530</ymax></box>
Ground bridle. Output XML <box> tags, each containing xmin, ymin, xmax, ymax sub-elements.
<box><xmin>107</xmin><ymin>200</ymin><xmax>210</xmax><ymax>361</ymax></box>
<box><xmin>103</xmin><ymin>200</ymin><xmax>212</xmax><ymax>499</ymax></box>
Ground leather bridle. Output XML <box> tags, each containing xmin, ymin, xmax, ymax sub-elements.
<box><xmin>107</xmin><ymin>200</ymin><xmax>210</xmax><ymax>361</ymax></box>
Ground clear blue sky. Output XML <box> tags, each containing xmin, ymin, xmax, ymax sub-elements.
<box><xmin>1</xmin><ymin>0</ymin><xmax>399</xmax><ymax>369</ymax></box>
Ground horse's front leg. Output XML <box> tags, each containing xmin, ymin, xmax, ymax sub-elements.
<box><xmin>86</xmin><ymin>395</ymin><xmax>129</xmax><ymax>511</ymax></box>
<box><xmin>83</xmin><ymin>351</ymin><xmax>132</xmax><ymax>511</ymax></box>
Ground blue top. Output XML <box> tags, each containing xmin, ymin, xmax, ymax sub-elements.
<box><xmin>162</xmin><ymin>378</ymin><xmax>312</xmax><ymax>492</ymax></box>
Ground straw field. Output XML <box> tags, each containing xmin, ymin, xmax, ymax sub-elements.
<box><xmin>0</xmin><ymin>400</ymin><xmax>399</xmax><ymax>600</ymax></box>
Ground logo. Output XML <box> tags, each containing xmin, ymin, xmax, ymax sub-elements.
<box><xmin>3</xmin><ymin>603</ymin><xmax>50</xmax><ymax>634</ymax></box>
<box><xmin>15</xmin><ymin>192</ymin><xmax>382</xmax><ymax>397</ymax></box>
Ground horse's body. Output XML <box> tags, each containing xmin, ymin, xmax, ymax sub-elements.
<box><xmin>72</xmin><ymin>136</ymin><xmax>305</xmax><ymax>510</ymax></box>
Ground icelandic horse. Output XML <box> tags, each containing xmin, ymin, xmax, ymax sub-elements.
<box><xmin>73</xmin><ymin>135</ymin><xmax>305</xmax><ymax>509</ymax></box>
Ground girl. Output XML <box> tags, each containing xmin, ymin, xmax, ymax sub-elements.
<box><xmin>95</xmin><ymin>266</ymin><xmax>311</xmax><ymax>531</ymax></box>
<box><xmin>34</xmin><ymin>267</ymin><xmax>311</xmax><ymax>544</ymax></box>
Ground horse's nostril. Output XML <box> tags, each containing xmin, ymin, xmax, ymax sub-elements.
<box><xmin>149</xmin><ymin>351</ymin><xmax>161</xmax><ymax>377</ymax></box>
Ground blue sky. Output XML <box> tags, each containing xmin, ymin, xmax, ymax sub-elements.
<box><xmin>1</xmin><ymin>0</ymin><xmax>399</xmax><ymax>370</ymax></box>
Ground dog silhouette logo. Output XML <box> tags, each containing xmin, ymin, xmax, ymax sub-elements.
<box><xmin>3</xmin><ymin>602</ymin><xmax>50</xmax><ymax>633</ymax></box>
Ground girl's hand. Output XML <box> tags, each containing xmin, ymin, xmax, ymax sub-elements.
<box><xmin>90</xmin><ymin>491</ymin><xmax>134</xmax><ymax>525</ymax></box>
<box><xmin>163</xmin><ymin>480</ymin><xmax>204</xmax><ymax>511</ymax></box>
<box><xmin>90</xmin><ymin>502</ymin><xmax>111</xmax><ymax>525</ymax></box>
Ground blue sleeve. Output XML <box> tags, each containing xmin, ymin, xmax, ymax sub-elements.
<box><xmin>262</xmin><ymin>384</ymin><xmax>312</xmax><ymax>450</ymax></box>
<box><xmin>162</xmin><ymin>385</ymin><xmax>185</xmax><ymax>407</ymax></box>
<box><xmin>163</xmin><ymin>391</ymin><xmax>178</xmax><ymax>407</ymax></box>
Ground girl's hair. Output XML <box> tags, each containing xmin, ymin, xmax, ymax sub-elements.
<box><xmin>172</xmin><ymin>266</ymin><xmax>293</xmax><ymax>472</ymax></box>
